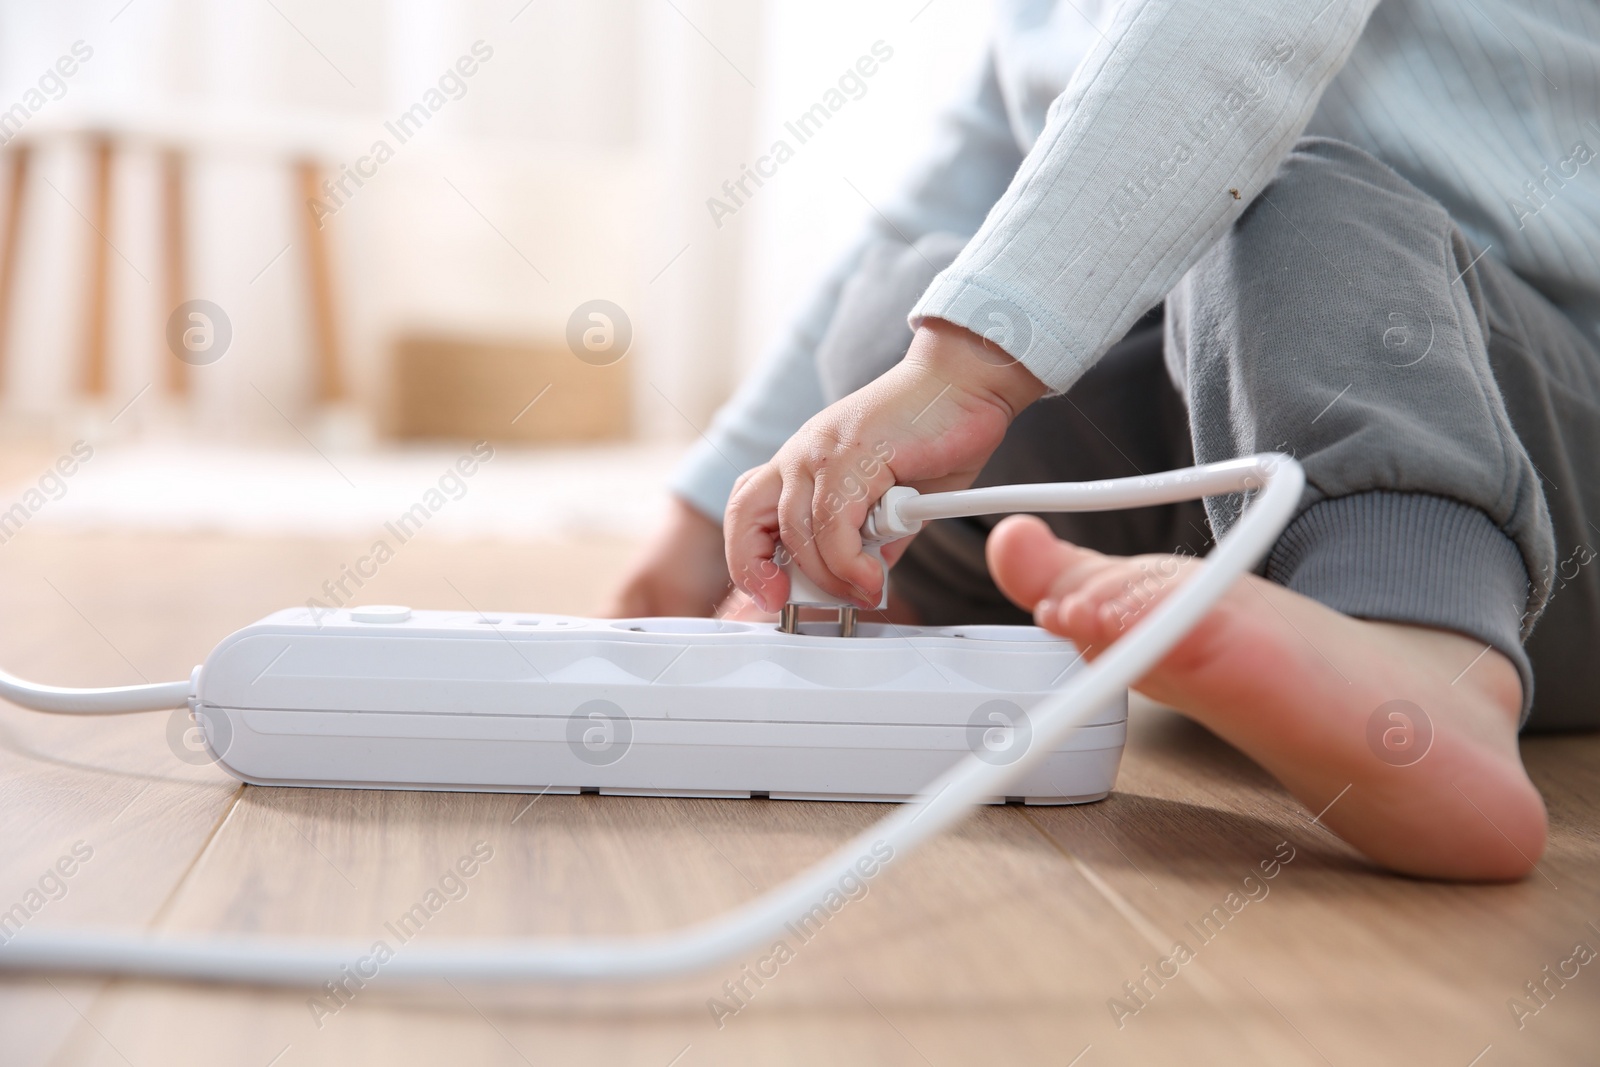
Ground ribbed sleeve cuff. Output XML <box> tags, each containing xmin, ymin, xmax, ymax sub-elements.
<box><xmin>1265</xmin><ymin>491</ymin><xmax>1535</xmax><ymax>722</ymax></box>
<box><xmin>910</xmin><ymin>272</ymin><xmax>1091</xmax><ymax>395</ymax></box>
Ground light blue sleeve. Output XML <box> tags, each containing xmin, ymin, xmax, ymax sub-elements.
<box><xmin>670</xmin><ymin>49</ymin><xmax>1026</xmax><ymax>522</ymax></box>
<box><xmin>912</xmin><ymin>0</ymin><xmax>1379</xmax><ymax>393</ymax></box>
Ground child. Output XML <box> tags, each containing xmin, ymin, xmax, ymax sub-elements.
<box><xmin>609</xmin><ymin>0</ymin><xmax>1600</xmax><ymax>880</ymax></box>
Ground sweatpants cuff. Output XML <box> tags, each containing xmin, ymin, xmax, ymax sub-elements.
<box><xmin>1264</xmin><ymin>491</ymin><xmax>1534</xmax><ymax>723</ymax></box>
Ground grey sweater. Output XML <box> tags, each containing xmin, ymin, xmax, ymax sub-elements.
<box><xmin>674</xmin><ymin>0</ymin><xmax>1600</xmax><ymax>520</ymax></box>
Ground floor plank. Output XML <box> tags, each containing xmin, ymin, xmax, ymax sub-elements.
<box><xmin>2</xmin><ymin>530</ymin><xmax>1596</xmax><ymax>1065</ymax></box>
<box><xmin>0</xmin><ymin>529</ymin><xmax>638</xmax><ymax>1065</ymax></box>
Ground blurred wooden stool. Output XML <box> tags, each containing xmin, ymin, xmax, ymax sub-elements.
<box><xmin>0</xmin><ymin>136</ymin><xmax>346</xmax><ymax>408</ymax></box>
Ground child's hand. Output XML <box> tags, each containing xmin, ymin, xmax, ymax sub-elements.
<box><xmin>724</xmin><ymin>318</ymin><xmax>1046</xmax><ymax>611</ymax></box>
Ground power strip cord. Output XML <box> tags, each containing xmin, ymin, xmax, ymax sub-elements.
<box><xmin>0</xmin><ymin>453</ymin><xmax>1303</xmax><ymax>984</ymax></box>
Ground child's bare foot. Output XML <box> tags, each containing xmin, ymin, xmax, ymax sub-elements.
<box><xmin>987</xmin><ymin>515</ymin><xmax>1547</xmax><ymax>881</ymax></box>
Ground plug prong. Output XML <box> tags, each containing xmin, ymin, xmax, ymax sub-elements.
<box><xmin>778</xmin><ymin>603</ymin><xmax>801</xmax><ymax>634</ymax></box>
<box><xmin>838</xmin><ymin>606</ymin><xmax>857</xmax><ymax>638</ymax></box>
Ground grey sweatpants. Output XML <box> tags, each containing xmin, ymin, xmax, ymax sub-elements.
<box><xmin>816</xmin><ymin>139</ymin><xmax>1600</xmax><ymax>733</ymax></box>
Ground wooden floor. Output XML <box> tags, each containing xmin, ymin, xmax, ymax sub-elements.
<box><xmin>2</xmin><ymin>528</ymin><xmax>1597</xmax><ymax>1066</ymax></box>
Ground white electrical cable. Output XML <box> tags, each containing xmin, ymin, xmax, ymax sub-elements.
<box><xmin>0</xmin><ymin>669</ymin><xmax>192</xmax><ymax>715</ymax></box>
<box><xmin>902</xmin><ymin>456</ymin><xmax>1272</xmax><ymax>521</ymax></box>
<box><xmin>0</xmin><ymin>453</ymin><xmax>1303</xmax><ymax>984</ymax></box>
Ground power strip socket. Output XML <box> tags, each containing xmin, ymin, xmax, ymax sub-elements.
<box><xmin>191</xmin><ymin>606</ymin><xmax>1126</xmax><ymax>804</ymax></box>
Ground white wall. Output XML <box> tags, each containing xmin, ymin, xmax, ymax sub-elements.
<box><xmin>734</xmin><ymin>0</ymin><xmax>993</xmax><ymax>379</ymax></box>
<box><xmin>0</xmin><ymin>0</ymin><xmax>992</xmax><ymax>442</ymax></box>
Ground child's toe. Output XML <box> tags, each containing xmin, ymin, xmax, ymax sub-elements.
<box><xmin>988</xmin><ymin>515</ymin><xmax>1101</xmax><ymax>610</ymax></box>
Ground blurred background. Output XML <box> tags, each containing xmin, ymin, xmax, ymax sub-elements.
<box><xmin>0</xmin><ymin>0</ymin><xmax>991</xmax><ymax>548</ymax></box>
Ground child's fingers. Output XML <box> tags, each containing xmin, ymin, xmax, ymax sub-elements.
<box><xmin>878</xmin><ymin>538</ymin><xmax>913</xmax><ymax>569</ymax></box>
<box><xmin>776</xmin><ymin>468</ymin><xmax>862</xmax><ymax>606</ymax></box>
<box><xmin>811</xmin><ymin>454</ymin><xmax>895</xmax><ymax>606</ymax></box>
<box><xmin>715</xmin><ymin>589</ymin><xmax>774</xmax><ymax>622</ymax></box>
<box><xmin>724</xmin><ymin>465</ymin><xmax>788</xmax><ymax>611</ymax></box>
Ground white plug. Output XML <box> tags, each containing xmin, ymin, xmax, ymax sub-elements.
<box><xmin>775</xmin><ymin>484</ymin><xmax>926</xmax><ymax>629</ymax></box>
<box><xmin>778</xmin><ymin>543</ymin><xmax>889</xmax><ymax>611</ymax></box>
<box><xmin>863</xmin><ymin>485</ymin><xmax>924</xmax><ymax>545</ymax></box>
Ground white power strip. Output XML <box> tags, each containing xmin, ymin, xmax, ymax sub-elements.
<box><xmin>0</xmin><ymin>456</ymin><xmax>1304</xmax><ymax>985</ymax></box>
<box><xmin>194</xmin><ymin>607</ymin><xmax>1125</xmax><ymax>804</ymax></box>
